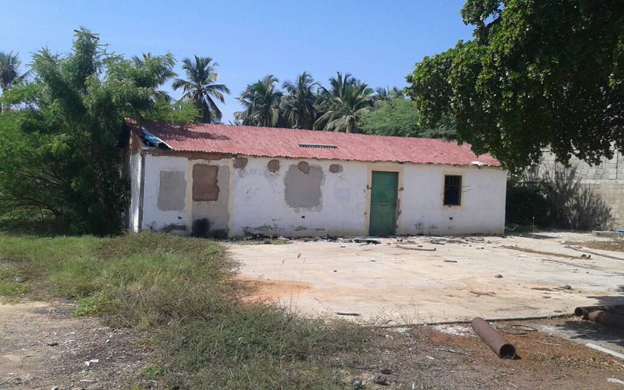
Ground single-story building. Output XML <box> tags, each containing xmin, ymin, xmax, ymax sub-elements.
<box><xmin>125</xmin><ymin>120</ymin><xmax>507</xmax><ymax>237</ymax></box>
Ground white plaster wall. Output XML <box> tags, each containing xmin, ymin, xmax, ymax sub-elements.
<box><xmin>230</xmin><ymin>157</ymin><xmax>368</xmax><ymax>237</ymax></box>
<box><xmin>399</xmin><ymin>164</ymin><xmax>507</xmax><ymax>235</ymax></box>
<box><xmin>128</xmin><ymin>150</ymin><xmax>142</xmax><ymax>233</ymax></box>
<box><xmin>141</xmin><ymin>154</ymin><xmax>188</xmax><ymax>230</ymax></box>
<box><xmin>141</xmin><ymin>153</ymin><xmax>507</xmax><ymax>236</ymax></box>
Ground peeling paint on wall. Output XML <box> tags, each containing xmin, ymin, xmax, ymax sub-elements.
<box><xmin>285</xmin><ymin>164</ymin><xmax>323</xmax><ymax>209</ymax></box>
<box><xmin>193</xmin><ymin>164</ymin><xmax>219</xmax><ymax>201</ymax></box>
<box><xmin>234</xmin><ymin>157</ymin><xmax>248</xmax><ymax>169</ymax></box>
<box><xmin>157</xmin><ymin>171</ymin><xmax>186</xmax><ymax>211</ymax></box>
<box><xmin>267</xmin><ymin>159</ymin><xmax>280</xmax><ymax>173</ymax></box>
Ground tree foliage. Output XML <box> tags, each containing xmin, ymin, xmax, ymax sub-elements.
<box><xmin>313</xmin><ymin>72</ymin><xmax>374</xmax><ymax>133</ymax></box>
<box><xmin>234</xmin><ymin>75</ymin><xmax>284</xmax><ymax>127</ymax></box>
<box><xmin>0</xmin><ymin>28</ymin><xmax>177</xmax><ymax>234</ymax></box>
<box><xmin>172</xmin><ymin>56</ymin><xmax>230</xmax><ymax>123</ymax></box>
<box><xmin>360</xmin><ymin>98</ymin><xmax>456</xmax><ymax>140</ymax></box>
<box><xmin>281</xmin><ymin>72</ymin><xmax>318</xmax><ymax>129</ymax></box>
<box><xmin>406</xmin><ymin>0</ymin><xmax>624</xmax><ymax>171</ymax></box>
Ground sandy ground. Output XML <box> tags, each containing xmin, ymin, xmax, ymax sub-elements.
<box><xmin>0</xmin><ymin>301</ymin><xmax>150</xmax><ymax>389</ymax></box>
<box><xmin>231</xmin><ymin>232</ymin><xmax>624</xmax><ymax>325</ymax></box>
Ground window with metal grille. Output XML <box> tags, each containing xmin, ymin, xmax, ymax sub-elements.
<box><xmin>298</xmin><ymin>143</ymin><xmax>338</xmax><ymax>149</ymax></box>
<box><xmin>443</xmin><ymin>175</ymin><xmax>462</xmax><ymax>206</ymax></box>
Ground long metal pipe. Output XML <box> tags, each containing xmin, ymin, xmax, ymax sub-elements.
<box><xmin>471</xmin><ymin>318</ymin><xmax>517</xmax><ymax>359</ymax></box>
<box><xmin>574</xmin><ymin>305</ymin><xmax>624</xmax><ymax>319</ymax></box>
<box><xmin>587</xmin><ymin>310</ymin><xmax>624</xmax><ymax>329</ymax></box>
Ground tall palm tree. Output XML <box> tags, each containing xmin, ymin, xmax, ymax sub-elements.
<box><xmin>0</xmin><ymin>51</ymin><xmax>29</xmax><ymax>114</ymax></box>
<box><xmin>172</xmin><ymin>56</ymin><xmax>230</xmax><ymax>123</ymax></box>
<box><xmin>234</xmin><ymin>75</ymin><xmax>283</xmax><ymax>127</ymax></box>
<box><xmin>281</xmin><ymin>72</ymin><xmax>318</xmax><ymax>129</ymax></box>
<box><xmin>314</xmin><ymin>72</ymin><xmax>374</xmax><ymax>133</ymax></box>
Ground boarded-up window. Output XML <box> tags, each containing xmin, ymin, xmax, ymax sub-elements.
<box><xmin>157</xmin><ymin>171</ymin><xmax>186</xmax><ymax>211</ymax></box>
<box><xmin>193</xmin><ymin>165</ymin><xmax>220</xmax><ymax>201</ymax></box>
<box><xmin>443</xmin><ymin>175</ymin><xmax>462</xmax><ymax>206</ymax></box>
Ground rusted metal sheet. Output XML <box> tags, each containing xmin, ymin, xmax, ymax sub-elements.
<box><xmin>587</xmin><ymin>310</ymin><xmax>624</xmax><ymax>329</ymax></box>
<box><xmin>471</xmin><ymin>318</ymin><xmax>517</xmax><ymax>359</ymax></box>
<box><xmin>128</xmin><ymin>120</ymin><xmax>501</xmax><ymax>167</ymax></box>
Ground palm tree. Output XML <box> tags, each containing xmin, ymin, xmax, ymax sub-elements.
<box><xmin>132</xmin><ymin>52</ymin><xmax>176</xmax><ymax>103</ymax></box>
<box><xmin>314</xmin><ymin>72</ymin><xmax>374</xmax><ymax>133</ymax></box>
<box><xmin>234</xmin><ymin>75</ymin><xmax>283</xmax><ymax>127</ymax></box>
<box><xmin>374</xmin><ymin>86</ymin><xmax>404</xmax><ymax>104</ymax></box>
<box><xmin>172</xmin><ymin>56</ymin><xmax>230</xmax><ymax>123</ymax></box>
<box><xmin>281</xmin><ymin>72</ymin><xmax>318</xmax><ymax>129</ymax></box>
<box><xmin>0</xmin><ymin>51</ymin><xmax>29</xmax><ymax>114</ymax></box>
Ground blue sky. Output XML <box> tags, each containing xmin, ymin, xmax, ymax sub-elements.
<box><xmin>2</xmin><ymin>0</ymin><xmax>474</xmax><ymax>122</ymax></box>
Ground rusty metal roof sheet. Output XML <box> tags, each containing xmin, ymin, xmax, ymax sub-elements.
<box><xmin>130</xmin><ymin>120</ymin><xmax>501</xmax><ymax>167</ymax></box>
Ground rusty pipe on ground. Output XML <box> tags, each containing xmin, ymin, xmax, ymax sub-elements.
<box><xmin>587</xmin><ymin>310</ymin><xmax>624</xmax><ymax>329</ymax></box>
<box><xmin>471</xmin><ymin>318</ymin><xmax>517</xmax><ymax>359</ymax></box>
<box><xmin>574</xmin><ymin>305</ymin><xmax>624</xmax><ymax>319</ymax></box>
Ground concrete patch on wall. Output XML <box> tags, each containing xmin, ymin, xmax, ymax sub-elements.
<box><xmin>267</xmin><ymin>159</ymin><xmax>280</xmax><ymax>173</ymax></box>
<box><xmin>329</xmin><ymin>164</ymin><xmax>343</xmax><ymax>173</ymax></box>
<box><xmin>192</xmin><ymin>163</ymin><xmax>230</xmax><ymax>233</ymax></box>
<box><xmin>285</xmin><ymin>164</ymin><xmax>323</xmax><ymax>209</ymax></box>
<box><xmin>193</xmin><ymin>164</ymin><xmax>220</xmax><ymax>201</ymax></box>
<box><xmin>234</xmin><ymin>157</ymin><xmax>248</xmax><ymax>170</ymax></box>
<box><xmin>298</xmin><ymin>161</ymin><xmax>310</xmax><ymax>174</ymax></box>
<box><xmin>157</xmin><ymin>171</ymin><xmax>186</xmax><ymax>211</ymax></box>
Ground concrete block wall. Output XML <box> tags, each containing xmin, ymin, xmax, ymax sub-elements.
<box><xmin>539</xmin><ymin>150</ymin><xmax>624</xmax><ymax>229</ymax></box>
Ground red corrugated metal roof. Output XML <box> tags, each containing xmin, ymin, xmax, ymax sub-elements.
<box><xmin>131</xmin><ymin>120</ymin><xmax>501</xmax><ymax>167</ymax></box>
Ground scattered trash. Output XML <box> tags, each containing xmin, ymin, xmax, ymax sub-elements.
<box><xmin>371</xmin><ymin>373</ymin><xmax>389</xmax><ymax>385</ymax></box>
<box><xmin>580</xmin><ymin>254</ymin><xmax>591</xmax><ymax>259</ymax></box>
<box><xmin>586</xmin><ymin>343</ymin><xmax>624</xmax><ymax>360</ymax></box>
<box><xmin>426</xmin><ymin>355</ymin><xmax>435</xmax><ymax>360</ymax></box>
<box><xmin>437</xmin><ymin>348</ymin><xmax>471</xmax><ymax>355</ymax></box>
<box><xmin>434</xmin><ymin>324</ymin><xmax>472</xmax><ymax>337</ymax></box>
<box><xmin>471</xmin><ymin>318</ymin><xmax>517</xmax><ymax>359</ymax></box>
<box><xmin>494</xmin><ymin>274</ymin><xmax>503</xmax><ymax>279</ymax></box>
<box><xmin>562</xmin><ymin>284</ymin><xmax>572</xmax><ymax>290</ymax></box>
<box><xmin>47</xmin><ymin>341</ymin><xmax>59</xmax><ymax>346</ymax></box>
<box><xmin>496</xmin><ymin>324</ymin><xmax>538</xmax><ymax>336</ymax></box>
<box><xmin>85</xmin><ymin>359</ymin><xmax>99</xmax><ymax>367</ymax></box>
<box><xmin>443</xmin><ymin>259</ymin><xmax>457</xmax><ymax>263</ymax></box>
<box><xmin>352</xmin><ymin>237</ymin><xmax>381</xmax><ymax>245</ymax></box>
<box><xmin>336</xmin><ymin>312</ymin><xmax>361</xmax><ymax>317</ymax></box>
<box><xmin>396</xmin><ymin>244</ymin><xmax>436</xmax><ymax>251</ymax></box>
<box><xmin>608</xmin><ymin>378</ymin><xmax>624</xmax><ymax>386</ymax></box>
<box><xmin>380</xmin><ymin>368</ymin><xmax>392</xmax><ymax>374</ymax></box>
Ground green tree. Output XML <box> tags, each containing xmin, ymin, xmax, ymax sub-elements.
<box><xmin>172</xmin><ymin>56</ymin><xmax>230</xmax><ymax>123</ymax></box>
<box><xmin>314</xmin><ymin>72</ymin><xmax>374</xmax><ymax>133</ymax></box>
<box><xmin>373</xmin><ymin>86</ymin><xmax>403</xmax><ymax>105</ymax></box>
<box><xmin>406</xmin><ymin>0</ymin><xmax>624</xmax><ymax>171</ymax></box>
<box><xmin>0</xmin><ymin>51</ymin><xmax>29</xmax><ymax>113</ymax></box>
<box><xmin>0</xmin><ymin>28</ymin><xmax>176</xmax><ymax>234</ymax></box>
<box><xmin>281</xmin><ymin>72</ymin><xmax>318</xmax><ymax>129</ymax></box>
<box><xmin>361</xmin><ymin>98</ymin><xmax>456</xmax><ymax>139</ymax></box>
<box><xmin>234</xmin><ymin>75</ymin><xmax>284</xmax><ymax>127</ymax></box>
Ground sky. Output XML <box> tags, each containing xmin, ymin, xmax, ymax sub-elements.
<box><xmin>1</xmin><ymin>0</ymin><xmax>474</xmax><ymax>122</ymax></box>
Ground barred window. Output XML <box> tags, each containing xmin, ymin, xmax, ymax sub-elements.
<box><xmin>443</xmin><ymin>175</ymin><xmax>462</xmax><ymax>206</ymax></box>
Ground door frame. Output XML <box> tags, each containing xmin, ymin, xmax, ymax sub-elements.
<box><xmin>365</xmin><ymin>165</ymin><xmax>404</xmax><ymax>236</ymax></box>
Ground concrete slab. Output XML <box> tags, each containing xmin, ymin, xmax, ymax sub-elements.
<box><xmin>230</xmin><ymin>232</ymin><xmax>624</xmax><ymax>324</ymax></box>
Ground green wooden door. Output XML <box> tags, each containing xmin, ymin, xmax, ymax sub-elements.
<box><xmin>369</xmin><ymin>171</ymin><xmax>398</xmax><ymax>236</ymax></box>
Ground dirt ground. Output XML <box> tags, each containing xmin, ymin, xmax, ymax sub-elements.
<box><xmin>231</xmin><ymin>232</ymin><xmax>624</xmax><ymax>325</ymax></box>
<box><xmin>0</xmin><ymin>301</ymin><xmax>151</xmax><ymax>389</ymax></box>
<box><xmin>349</xmin><ymin>316</ymin><xmax>624</xmax><ymax>389</ymax></box>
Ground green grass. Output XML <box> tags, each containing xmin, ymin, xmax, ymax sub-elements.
<box><xmin>0</xmin><ymin>232</ymin><xmax>367</xmax><ymax>389</ymax></box>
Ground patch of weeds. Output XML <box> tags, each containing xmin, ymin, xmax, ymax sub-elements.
<box><xmin>0</xmin><ymin>232</ymin><xmax>368</xmax><ymax>388</ymax></box>
<box><xmin>0</xmin><ymin>264</ymin><xmax>28</xmax><ymax>298</ymax></box>
<box><xmin>74</xmin><ymin>289</ymin><xmax>120</xmax><ymax>317</ymax></box>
